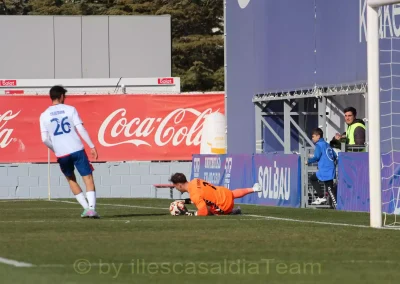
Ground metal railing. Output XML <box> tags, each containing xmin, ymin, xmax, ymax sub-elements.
<box><xmin>299</xmin><ymin>142</ymin><xmax>366</xmax><ymax>208</ymax></box>
<box><xmin>300</xmin><ymin>147</ymin><xmax>333</xmax><ymax>208</ymax></box>
<box><xmin>340</xmin><ymin>143</ymin><xmax>366</xmax><ymax>152</ymax></box>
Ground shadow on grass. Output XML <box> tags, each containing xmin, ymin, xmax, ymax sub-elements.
<box><xmin>106</xmin><ymin>213</ymin><xmax>169</xmax><ymax>218</ymax></box>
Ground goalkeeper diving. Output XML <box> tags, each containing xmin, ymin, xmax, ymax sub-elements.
<box><xmin>169</xmin><ymin>173</ymin><xmax>261</xmax><ymax>216</ymax></box>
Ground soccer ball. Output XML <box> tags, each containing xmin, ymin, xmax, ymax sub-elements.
<box><xmin>169</xmin><ymin>200</ymin><xmax>187</xmax><ymax>216</ymax></box>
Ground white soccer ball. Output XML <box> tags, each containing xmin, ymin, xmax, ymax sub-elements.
<box><xmin>169</xmin><ymin>201</ymin><xmax>187</xmax><ymax>216</ymax></box>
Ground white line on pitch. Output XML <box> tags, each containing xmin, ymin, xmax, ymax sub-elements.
<box><xmin>21</xmin><ymin>200</ymin><xmax>400</xmax><ymax>231</ymax></box>
<box><xmin>0</xmin><ymin>200</ymin><xmax>43</xmax><ymax>203</ymax></box>
<box><xmin>0</xmin><ymin>207</ymin><xmax>149</xmax><ymax>211</ymax></box>
<box><xmin>99</xmin><ymin>202</ymin><xmax>169</xmax><ymax>210</ymax></box>
<box><xmin>0</xmin><ymin>257</ymin><xmax>34</xmax><ymax>267</ymax></box>
<box><xmin>91</xmin><ymin>202</ymin><xmax>400</xmax><ymax>231</ymax></box>
<box><xmin>0</xmin><ymin>208</ymin><xmax>79</xmax><ymax>211</ymax></box>
<box><xmin>244</xmin><ymin>214</ymin><xmax>400</xmax><ymax>231</ymax></box>
<box><xmin>50</xmin><ymin>200</ymin><xmax>169</xmax><ymax>210</ymax></box>
<box><xmin>0</xmin><ymin>218</ymin><xmax>263</xmax><ymax>223</ymax></box>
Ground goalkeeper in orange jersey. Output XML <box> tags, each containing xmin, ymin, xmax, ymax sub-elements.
<box><xmin>169</xmin><ymin>173</ymin><xmax>261</xmax><ymax>216</ymax></box>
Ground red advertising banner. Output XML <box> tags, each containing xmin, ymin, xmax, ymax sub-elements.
<box><xmin>0</xmin><ymin>94</ymin><xmax>224</xmax><ymax>163</ymax></box>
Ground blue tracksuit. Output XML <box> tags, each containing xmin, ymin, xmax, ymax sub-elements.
<box><xmin>308</xmin><ymin>138</ymin><xmax>337</xmax><ymax>181</ymax></box>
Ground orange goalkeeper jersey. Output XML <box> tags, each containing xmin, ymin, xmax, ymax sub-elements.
<box><xmin>187</xmin><ymin>178</ymin><xmax>234</xmax><ymax>216</ymax></box>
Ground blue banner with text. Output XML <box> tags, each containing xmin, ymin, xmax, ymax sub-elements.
<box><xmin>191</xmin><ymin>154</ymin><xmax>301</xmax><ymax>208</ymax></box>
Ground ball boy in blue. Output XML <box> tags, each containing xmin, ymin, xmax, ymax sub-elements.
<box><xmin>306</xmin><ymin>128</ymin><xmax>338</xmax><ymax>209</ymax></box>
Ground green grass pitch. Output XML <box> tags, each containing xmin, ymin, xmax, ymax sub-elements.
<box><xmin>0</xmin><ymin>198</ymin><xmax>399</xmax><ymax>284</ymax></box>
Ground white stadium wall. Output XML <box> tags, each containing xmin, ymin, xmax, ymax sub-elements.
<box><xmin>0</xmin><ymin>162</ymin><xmax>191</xmax><ymax>200</ymax></box>
<box><xmin>0</xmin><ymin>15</ymin><xmax>172</xmax><ymax>79</ymax></box>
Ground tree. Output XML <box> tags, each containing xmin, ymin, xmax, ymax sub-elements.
<box><xmin>155</xmin><ymin>0</ymin><xmax>224</xmax><ymax>91</ymax></box>
<box><xmin>3</xmin><ymin>0</ymin><xmax>224</xmax><ymax>92</ymax></box>
<box><xmin>173</xmin><ymin>34</ymin><xmax>223</xmax><ymax>91</ymax></box>
<box><xmin>1</xmin><ymin>0</ymin><xmax>30</xmax><ymax>15</ymax></box>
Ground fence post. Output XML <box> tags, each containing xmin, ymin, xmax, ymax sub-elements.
<box><xmin>300</xmin><ymin>146</ymin><xmax>307</xmax><ymax>208</ymax></box>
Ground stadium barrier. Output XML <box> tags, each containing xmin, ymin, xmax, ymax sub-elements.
<box><xmin>190</xmin><ymin>151</ymin><xmax>397</xmax><ymax>213</ymax></box>
<box><xmin>190</xmin><ymin>154</ymin><xmax>302</xmax><ymax>208</ymax></box>
<box><xmin>337</xmin><ymin>152</ymin><xmax>399</xmax><ymax>214</ymax></box>
<box><xmin>336</xmin><ymin>152</ymin><xmax>370</xmax><ymax>212</ymax></box>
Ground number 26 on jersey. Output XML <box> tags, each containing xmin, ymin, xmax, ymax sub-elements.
<box><xmin>51</xmin><ymin>116</ymin><xmax>71</xmax><ymax>136</ymax></box>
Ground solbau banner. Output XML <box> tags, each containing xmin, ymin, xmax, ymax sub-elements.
<box><xmin>191</xmin><ymin>153</ymin><xmax>301</xmax><ymax>208</ymax></box>
<box><xmin>251</xmin><ymin>154</ymin><xmax>301</xmax><ymax>207</ymax></box>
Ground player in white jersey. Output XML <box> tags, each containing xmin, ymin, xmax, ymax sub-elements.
<box><xmin>39</xmin><ymin>85</ymin><xmax>99</xmax><ymax>218</ymax></box>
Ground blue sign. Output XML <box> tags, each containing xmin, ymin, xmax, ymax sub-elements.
<box><xmin>251</xmin><ymin>154</ymin><xmax>301</xmax><ymax>207</ymax></box>
<box><xmin>190</xmin><ymin>154</ymin><xmax>252</xmax><ymax>189</ymax></box>
<box><xmin>337</xmin><ymin>152</ymin><xmax>370</xmax><ymax>212</ymax></box>
<box><xmin>337</xmin><ymin>152</ymin><xmax>400</xmax><ymax>214</ymax></box>
<box><xmin>191</xmin><ymin>153</ymin><xmax>302</xmax><ymax>208</ymax></box>
<box><xmin>191</xmin><ymin>154</ymin><xmax>227</xmax><ymax>185</ymax></box>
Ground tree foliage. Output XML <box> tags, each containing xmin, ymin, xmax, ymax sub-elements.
<box><xmin>0</xmin><ymin>0</ymin><xmax>224</xmax><ymax>92</ymax></box>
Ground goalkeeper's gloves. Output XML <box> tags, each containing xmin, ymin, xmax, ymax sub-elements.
<box><xmin>184</xmin><ymin>211</ymin><xmax>197</xmax><ymax>216</ymax></box>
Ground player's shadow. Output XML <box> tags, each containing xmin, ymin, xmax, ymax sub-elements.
<box><xmin>109</xmin><ymin>213</ymin><xmax>169</xmax><ymax>218</ymax></box>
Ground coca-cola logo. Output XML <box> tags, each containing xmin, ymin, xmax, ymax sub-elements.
<box><xmin>98</xmin><ymin>108</ymin><xmax>218</xmax><ymax>147</ymax></box>
<box><xmin>157</xmin><ymin>78</ymin><xmax>174</xmax><ymax>85</ymax></box>
<box><xmin>0</xmin><ymin>110</ymin><xmax>20</xmax><ymax>148</ymax></box>
<box><xmin>0</xmin><ymin>80</ymin><xmax>17</xmax><ymax>87</ymax></box>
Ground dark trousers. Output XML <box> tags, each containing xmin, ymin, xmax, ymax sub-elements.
<box><xmin>309</xmin><ymin>173</ymin><xmax>337</xmax><ymax>209</ymax></box>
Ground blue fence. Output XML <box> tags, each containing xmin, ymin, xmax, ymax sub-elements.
<box><xmin>190</xmin><ymin>152</ymin><xmax>399</xmax><ymax>214</ymax></box>
<box><xmin>338</xmin><ymin>152</ymin><xmax>400</xmax><ymax>214</ymax></box>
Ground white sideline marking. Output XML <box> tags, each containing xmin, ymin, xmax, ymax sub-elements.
<box><xmin>0</xmin><ymin>257</ymin><xmax>34</xmax><ymax>267</ymax></box>
<box><xmin>6</xmin><ymin>199</ymin><xmax>400</xmax><ymax>231</ymax></box>
<box><xmin>245</xmin><ymin>214</ymin><xmax>400</xmax><ymax>231</ymax></box>
<box><xmin>50</xmin><ymin>200</ymin><xmax>169</xmax><ymax>210</ymax></box>
<box><xmin>0</xmin><ymin>200</ymin><xmax>42</xmax><ymax>203</ymax></box>
<box><xmin>0</xmin><ymin>218</ymin><xmax>262</xmax><ymax>224</ymax></box>
<box><xmin>98</xmin><ymin>202</ymin><xmax>169</xmax><ymax>210</ymax></box>
<box><xmin>92</xmin><ymin>202</ymin><xmax>400</xmax><ymax>231</ymax></box>
<box><xmin>0</xmin><ymin>208</ymin><xmax>78</xmax><ymax>211</ymax></box>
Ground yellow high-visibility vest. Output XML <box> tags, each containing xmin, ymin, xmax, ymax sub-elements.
<box><xmin>346</xmin><ymin>122</ymin><xmax>366</xmax><ymax>152</ymax></box>
<box><xmin>346</xmin><ymin>122</ymin><xmax>365</xmax><ymax>145</ymax></box>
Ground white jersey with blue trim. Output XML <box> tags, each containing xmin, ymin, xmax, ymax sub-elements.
<box><xmin>39</xmin><ymin>104</ymin><xmax>85</xmax><ymax>157</ymax></box>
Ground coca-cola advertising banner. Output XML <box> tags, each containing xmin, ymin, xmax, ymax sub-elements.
<box><xmin>0</xmin><ymin>94</ymin><xmax>224</xmax><ymax>162</ymax></box>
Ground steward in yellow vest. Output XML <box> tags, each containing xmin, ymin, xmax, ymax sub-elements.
<box><xmin>329</xmin><ymin>107</ymin><xmax>366</xmax><ymax>151</ymax></box>
<box><xmin>346</xmin><ymin>120</ymin><xmax>366</xmax><ymax>145</ymax></box>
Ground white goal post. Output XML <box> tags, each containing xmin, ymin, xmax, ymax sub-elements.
<box><xmin>367</xmin><ymin>0</ymin><xmax>400</xmax><ymax>228</ymax></box>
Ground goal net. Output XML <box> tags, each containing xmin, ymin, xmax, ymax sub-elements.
<box><xmin>380</xmin><ymin>30</ymin><xmax>400</xmax><ymax>227</ymax></box>
<box><xmin>368</xmin><ymin>0</ymin><xmax>400</xmax><ymax>227</ymax></box>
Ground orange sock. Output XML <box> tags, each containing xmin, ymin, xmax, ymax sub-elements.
<box><xmin>232</xmin><ymin>188</ymin><xmax>254</xmax><ymax>199</ymax></box>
